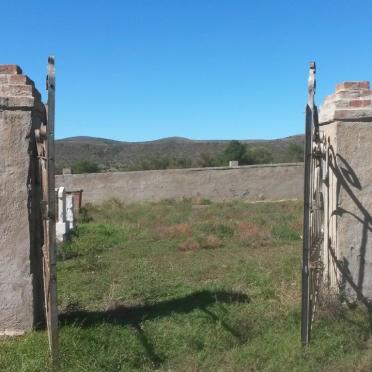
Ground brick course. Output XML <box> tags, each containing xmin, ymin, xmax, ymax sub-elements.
<box><xmin>0</xmin><ymin>65</ymin><xmax>22</xmax><ymax>75</ymax></box>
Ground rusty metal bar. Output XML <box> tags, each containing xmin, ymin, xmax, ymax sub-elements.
<box><xmin>45</xmin><ymin>56</ymin><xmax>59</xmax><ymax>365</ymax></box>
<box><xmin>301</xmin><ymin>61</ymin><xmax>316</xmax><ymax>346</ymax></box>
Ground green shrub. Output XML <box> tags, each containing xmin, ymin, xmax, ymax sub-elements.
<box><xmin>220</xmin><ymin>141</ymin><xmax>273</xmax><ymax>165</ymax></box>
<box><xmin>72</xmin><ymin>160</ymin><xmax>99</xmax><ymax>174</ymax></box>
<box><xmin>288</xmin><ymin>143</ymin><xmax>304</xmax><ymax>162</ymax></box>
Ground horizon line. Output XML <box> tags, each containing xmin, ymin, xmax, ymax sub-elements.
<box><xmin>56</xmin><ymin>133</ymin><xmax>305</xmax><ymax>143</ymax></box>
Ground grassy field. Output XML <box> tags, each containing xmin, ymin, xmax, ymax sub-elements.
<box><xmin>0</xmin><ymin>199</ymin><xmax>371</xmax><ymax>371</ymax></box>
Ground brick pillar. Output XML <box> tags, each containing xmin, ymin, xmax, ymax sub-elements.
<box><xmin>319</xmin><ymin>81</ymin><xmax>372</xmax><ymax>303</ymax></box>
<box><xmin>0</xmin><ymin>65</ymin><xmax>45</xmax><ymax>335</ymax></box>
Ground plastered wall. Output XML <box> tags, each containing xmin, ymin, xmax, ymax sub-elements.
<box><xmin>56</xmin><ymin>163</ymin><xmax>304</xmax><ymax>205</ymax></box>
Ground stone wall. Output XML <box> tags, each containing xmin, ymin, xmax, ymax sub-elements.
<box><xmin>56</xmin><ymin>163</ymin><xmax>304</xmax><ymax>204</ymax></box>
<box><xmin>0</xmin><ymin>65</ymin><xmax>44</xmax><ymax>335</ymax></box>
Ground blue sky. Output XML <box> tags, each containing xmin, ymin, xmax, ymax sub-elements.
<box><xmin>2</xmin><ymin>0</ymin><xmax>372</xmax><ymax>141</ymax></box>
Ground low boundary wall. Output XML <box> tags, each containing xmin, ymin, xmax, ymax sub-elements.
<box><xmin>56</xmin><ymin>163</ymin><xmax>304</xmax><ymax>204</ymax></box>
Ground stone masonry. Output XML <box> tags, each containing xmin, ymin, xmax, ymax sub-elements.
<box><xmin>0</xmin><ymin>65</ymin><xmax>45</xmax><ymax>335</ymax></box>
<box><xmin>319</xmin><ymin>81</ymin><xmax>372</xmax><ymax>304</ymax></box>
<box><xmin>56</xmin><ymin>163</ymin><xmax>304</xmax><ymax>204</ymax></box>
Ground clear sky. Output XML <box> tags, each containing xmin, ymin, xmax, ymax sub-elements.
<box><xmin>2</xmin><ymin>0</ymin><xmax>372</xmax><ymax>141</ymax></box>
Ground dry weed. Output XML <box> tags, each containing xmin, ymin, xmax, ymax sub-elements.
<box><xmin>178</xmin><ymin>238</ymin><xmax>200</xmax><ymax>252</ymax></box>
<box><xmin>154</xmin><ymin>223</ymin><xmax>192</xmax><ymax>240</ymax></box>
<box><xmin>316</xmin><ymin>288</ymin><xmax>344</xmax><ymax>320</ymax></box>
<box><xmin>291</xmin><ymin>216</ymin><xmax>303</xmax><ymax>234</ymax></box>
<box><xmin>201</xmin><ymin>234</ymin><xmax>222</xmax><ymax>249</ymax></box>
<box><xmin>238</xmin><ymin>221</ymin><xmax>271</xmax><ymax>241</ymax></box>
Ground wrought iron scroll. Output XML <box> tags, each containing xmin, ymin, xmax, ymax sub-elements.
<box><xmin>35</xmin><ymin>56</ymin><xmax>59</xmax><ymax>365</ymax></box>
<box><xmin>301</xmin><ymin>62</ymin><xmax>328</xmax><ymax>346</ymax></box>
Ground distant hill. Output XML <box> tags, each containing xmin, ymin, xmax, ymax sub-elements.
<box><xmin>55</xmin><ymin>135</ymin><xmax>305</xmax><ymax>173</ymax></box>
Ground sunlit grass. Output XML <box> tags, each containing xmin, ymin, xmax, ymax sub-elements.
<box><xmin>0</xmin><ymin>199</ymin><xmax>370</xmax><ymax>371</ymax></box>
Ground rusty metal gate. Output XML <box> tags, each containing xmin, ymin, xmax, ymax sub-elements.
<box><xmin>35</xmin><ymin>56</ymin><xmax>59</xmax><ymax>363</ymax></box>
<box><xmin>301</xmin><ymin>62</ymin><xmax>330</xmax><ymax>345</ymax></box>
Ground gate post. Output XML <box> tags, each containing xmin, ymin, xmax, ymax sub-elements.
<box><xmin>0</xmin><ymin>65</ymin><xmax>45</xmax><ymax>334</ymax></box>
<box><xmin>319</xmin><ymin>81</ymin><xmax>372</xmax><ymax>303</ymax></box>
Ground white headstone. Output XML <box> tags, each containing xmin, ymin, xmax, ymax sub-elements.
<box><xmin>229</xmin><ymin>160</ymin><xmax>239</xmax><ymax>168</ymax></box>
<box><xmin>66</xmin><ymin>194</ymin><xmax>75</xmax><ymax>231</ymax></box>
<box><xmin>56</xmin><ymin>187</ymin><xmax>67</xmax><ymax>242</ymax></box>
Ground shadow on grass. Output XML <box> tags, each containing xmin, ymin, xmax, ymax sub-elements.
<box><xmin>60</xmin><ymin>290</ymin><xmax>250</xmax><ymax>367</ymax></box>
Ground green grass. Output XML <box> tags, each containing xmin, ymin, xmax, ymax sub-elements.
<box><xmin>1</xmin><ymin>199</ymin><xmax>371</xmax><ymax>371</ymax></box>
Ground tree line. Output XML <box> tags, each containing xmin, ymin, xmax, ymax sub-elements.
<box><xmin>63</xmin><ymin>141</ymin><xmax>304</xmax><ymax>174</ymax></box>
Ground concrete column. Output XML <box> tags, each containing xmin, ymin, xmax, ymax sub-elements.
<box><xmin>319</xmin><ymin>81</ymin><xmax>372</xmax><ymax>303</ymax></box>
<box><xmin>0</xmin><ymin>65</ymin><xmax>45</xmax><ymax>335</ymax></box>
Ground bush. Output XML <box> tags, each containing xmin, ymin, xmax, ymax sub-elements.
<box><xmin>221</xmin><ymin>141</ymin><xmax>273</xmax><ymax>165</ymax></box>
<box><xmin>200</xmin><ymin>153</ymin><xmax>218</xmax><ymax>167</ymax></box>
<box><xmin>288</xmin><ymin>143</ymin><xmax>304</xmax><ymax>162</ymax></box>
<box><xmin>72</xmin><ymin>160</ymin><xmax>99</xmax><ymax>174</ymax></box>
<box><xmin>223</xmin><ymin>140</ymin><xmax>248</xmax><ymax>164</ymax></box>
<box><xmin>129</xmin><ymin>156</ymin><xmax>194</xmax><ymax>171</ymax></box>
<box><xmin>246</xmin><ymin>147</ymin><xmax>273</xmax><ymax>164</ymax></box>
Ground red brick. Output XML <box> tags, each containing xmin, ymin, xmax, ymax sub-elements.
<box><xmin>336</xmin><ymin>81</ymin><xmax>370</xmax><ymax>92</ymax></box>
<box><xmin>349</xmin><ymin>99</ymin><xmax>372</xmax><ymax>108</ymax></box>
<box><xmin>0</xmin><ymin>65</ymin><xmax>22</xmax><ymax>75</ymax></box>
<box><xmin>8</xmin><ymin>74</ymin><xmax>33</xmax><ymax>85</ymax></box>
